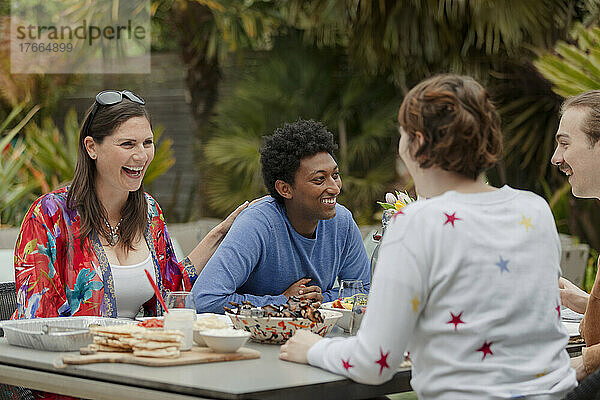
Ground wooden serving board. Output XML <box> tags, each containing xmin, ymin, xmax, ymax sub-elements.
<box><xmin>60</xmin><ymin>346</ymin><xmax>260</xmax><ymax>367</ymax></box>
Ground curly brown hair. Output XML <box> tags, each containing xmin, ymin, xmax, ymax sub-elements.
<box><xmin>397</xmin><ymin>74</ymin><xmax>503</xmax><ymax>180</ymax></box>
<box><xmin>260</xmin><ymin>119</ymin><xmax>338</xmax><ymax>203</ymax></box>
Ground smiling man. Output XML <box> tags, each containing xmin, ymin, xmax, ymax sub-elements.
<box><xmin>192</xmin><ymin>119</ymin><xmax>371</xmax><ymax>313</ymax></box>
<box><xmin>552</xmin><ymin>90</ymin><xmax>600</xmax><ymax>382</ymax></box>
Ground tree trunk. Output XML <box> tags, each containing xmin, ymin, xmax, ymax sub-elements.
<box><xmin>171</xmin><ymin>1</ymin><xmax>221</xmax><ymax>219</ymax></box>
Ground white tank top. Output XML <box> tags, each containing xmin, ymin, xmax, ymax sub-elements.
<box><xmin>110</xmin><ymin>254</ymin><xmax>155</xmax><ymax>319</ymax></box>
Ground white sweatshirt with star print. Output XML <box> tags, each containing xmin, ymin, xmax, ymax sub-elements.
<box><xmin>307</xmin><ymin>185</ymin><xmax>576</xmax><ymax>399</ymax></box>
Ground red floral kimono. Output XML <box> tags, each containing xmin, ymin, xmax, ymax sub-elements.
<box><xmin>12</xmin><ymin>186</ymin><xmax>198</xmax><ymax>320</ymax></box>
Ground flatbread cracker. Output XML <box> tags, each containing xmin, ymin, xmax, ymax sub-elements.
<box><xmin>88</xmin><ymin>325</ymin><xmax>184</xmax><ymax>358</ymax></box>
<box><xmin>93</xmin><ymin>336</ymin><xmax>134</xmax><ymax>349</ymax></box>
<box><xmin>90</xmin><ymin>324</ymin><xmax>145</xmax><ymax>337</ymax></box>
<box><xmin>132</xmin><ymin>330</ymin><xmax>184</xmax><ymax>342</ymax></box>
<box><xmin>133</xmin><ymin>347</ymin><xmax>180</xmax><ymax>358</ymax></box>
<box><xmin>133</xmin><ymin>341</ymin><xmax>182</xmax><ymax>350</ymax></box>
<box><xmin>89</xmin><ymin>343</ymin><xmax>131</xmax><ymax>353</ymax></box>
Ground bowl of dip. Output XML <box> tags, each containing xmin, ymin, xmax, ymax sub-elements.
<box><xmin>198</xmin><ymin>329</ymin><xmax>251</xmax><ymax>353</ymax></box>
<box><xmin>193</xmin><ymin>314</ymin><xmax>231</xmax><ymax>346</ymax></box>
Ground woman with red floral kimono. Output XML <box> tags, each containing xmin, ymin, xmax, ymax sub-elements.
<box><xmin>6</xmin><ymin>89</ymin><xmax>247</xmax><ymax>399</ymax></box>
<box><xmin>13</xmin><ymin>90</ymin><xmax>246</xmax><ymax>320</ymax></box>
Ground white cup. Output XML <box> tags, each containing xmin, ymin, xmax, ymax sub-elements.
<box><xmin>164</xmin><ymin>308</ymin><xmax>195</xmax><ymax>351</ymax></box>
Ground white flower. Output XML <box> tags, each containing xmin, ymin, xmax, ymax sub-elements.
<box><xmin>396</xmin><ymin>191</ymin><xmax>413</xmax><ymax>204</ymax></box>
<box><xmin>385</xmin><ymin>192</ymin><xmax>397</xmax><ymax>204</ymax></box>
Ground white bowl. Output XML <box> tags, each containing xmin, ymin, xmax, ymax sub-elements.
<box><xmin>193</xmin><ymin>314</ymin><xmax>233</xmax><ymax>346</ymax></box>
<box><xmin>227</xmin><ymin>309</ymin><xmax>343</xmax><ymax>344</ymax></box>
<box><xmin>193</xmin><ymin>330</ymin><xmax>208</xmax><ymax>346</ymax></box>
<box><xmin>198</xmin><ymin>329</ymin><xmax>251</xmax><ymax>353</ymax></box>
<box><xmin>321</xmin><ymin>302</ymin><xmax>353</xmax><ymax>332</ymax></box>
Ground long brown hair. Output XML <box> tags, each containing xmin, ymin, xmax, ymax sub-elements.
<box><xmin>67</xmin><ymin>98</ymin><xmax>151</xmax><ymax>251</ymax></box>
<box><xmin>398</xmin><ymin>74</ymin><xmax>503</xmax><ymax>180</ymax></box>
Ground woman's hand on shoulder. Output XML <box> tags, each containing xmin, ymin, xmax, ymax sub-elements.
<box><xmin>211</xmin><ymin>201</ymin><xmax>249</xmax><ymax>238</ymax></box>
<box><xmin>211</xmin><ymin>196</ymin><xmax>269</xmax><ymax>238</ymax></box>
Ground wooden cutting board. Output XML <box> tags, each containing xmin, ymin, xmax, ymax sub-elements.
<box><xmin>60</xmin><ymin>346</ymin><xmax>260</xmax><ymax>367</ymax></box>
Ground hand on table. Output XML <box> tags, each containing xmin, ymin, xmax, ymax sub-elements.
<box><xmin>559</xmin><ymin>277</ymin><xmax>589</xmax><ymax>314</ymax></box>
<box><xmin>279</xmin><ymin>330</ymin><xmax>323</xmax><ymax>364</ymax></box>
<box><xmin>282</xmin><ymin>278</ymin><xmax>323</xmax><ymax>303</ymax></box>
<box><xmin>571</xmin><ymin>355</ymin><xmax>588</xmax><ymax>381</ymax></box>
<box><xmin>298</xmin><ymin>283</ymin><xmax>323</xmax><ymax>303</ymax></box>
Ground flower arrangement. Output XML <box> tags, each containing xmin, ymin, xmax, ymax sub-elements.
<box><xmin>377</xmin><ymin>190</ymin><xmax>415</xmax><ymax>211</ymax></box>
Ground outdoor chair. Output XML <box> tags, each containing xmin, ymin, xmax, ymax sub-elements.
<box><xmin>0</xmin><ymin>282</ymin><xmax>16</xmax><ymax>330</ymax></box>
<box><xmin>0</xmin><ymin>282</ymin><xmax>34</xmax><ymax>400</ymax></box>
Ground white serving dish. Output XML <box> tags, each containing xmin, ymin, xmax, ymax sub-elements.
<box><xmin>320</xmin><ymin>302</ymin><xmax>353</xmax><ymax>332</ymax></box>
<box><xmin>199</xmin><ymin>329</ymin><xmax>251</xmax><ymax>353</ymax></box>
<box><xmin>0</xmin><ymin>316</ymin><xmax>132</xmax><ymax>352</ymax></box>
<box><xmin>562</xmin><ymin>321</ymin><xmax>581</xmax><ymax>337</ymax></box>
<box><xmin>193</xmin><ymin>330</ymin><xmax>208</xmax><ymax>347</ymax></box>
<box><xmin>227</xmin><ymin>308</ymin><xmax>342</xmax><ymax>344</ymax></box>
<box><xmin>136</xmin><ymin>313</ymin><xmax>232</xmax><ymax>323</ymax></box>
<box><xmin>193</xmin><ymin>314</ymin><xmax>232</xmax><ymax>347</ymax></box>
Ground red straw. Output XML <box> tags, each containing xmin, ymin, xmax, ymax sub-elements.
<box><xmin>144</xmin><ymin>269</ymin><xmax>169</xmax><ymax>314</ymax></box>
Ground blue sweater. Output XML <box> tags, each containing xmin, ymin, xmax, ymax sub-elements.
<box><xmin>192</xmin><ymin>197</ymin><xmax>371</xmax><ymax>313</ymax></box>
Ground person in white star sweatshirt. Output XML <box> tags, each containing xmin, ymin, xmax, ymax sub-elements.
<box><xmin>279</xmin><ymin>74</ymin><xmax>577</xmax><ymax>399</ymax></box>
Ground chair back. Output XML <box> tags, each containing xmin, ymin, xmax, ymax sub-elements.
<box><xmin>0</xmin><ymin>282</ymin><xmax>16</xmax><ymax>337</ymax></box>
<box><xmin>561</xmin><ymin>243</ymin><xmax>590</xmax><ymax>288</ymax></box>
<box><xmin>0</xmin><ymin>248</ymin><xmax>15</xmax><ymax>282</ymax></box>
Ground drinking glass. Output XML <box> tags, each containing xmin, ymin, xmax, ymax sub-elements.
<box><xmin>349</xmin><ymin>294</ymin><xmax>368</xmax><ymax>335</ymax></box>
<box><xmin>164</xmin><ymin>291</ymin><xmax>196</xmax><ymax>351</ymax></box>
<box><xmin>338</xmin><ymin>279</ymin><xmax>365</xmax><ymax>303</ymax></box>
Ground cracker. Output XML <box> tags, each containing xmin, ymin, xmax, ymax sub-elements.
<box><xmin>132</xmin><ymin>340</ymin><xmax>182</xmax><ymax>350</ymax></box>
<box><xmin>93</xmin><ymin>336</ymin><xmax>133</xmax><ymax>349</ymax></box>
<box><xmin>132</xmin><ymin>330</ymin><xmax>184</xmax><ymax>342</ymax></box>
<box><xmin>90</xmin><ymin>324</ymin><xmax>145</xmax><ymax>337</ymax></box>
<box><xmin>90</xmin><ymin>343</ymin><xmax>131</xmax><ymax>353</ymax></box>
<box><xmin>133</xmin><ymin>347</ymin><xmax>180</xmax><ymax>358</ymax></box>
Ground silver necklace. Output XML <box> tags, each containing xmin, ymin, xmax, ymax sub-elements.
<box><xmin>103</xmin><ymin>217</ymin><xmax>123</xmax><ymax>246</ymax></box>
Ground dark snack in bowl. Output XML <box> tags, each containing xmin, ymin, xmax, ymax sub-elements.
<box><xmin>224</xmin><ymin>300</ymin><xmax>255</xmax><ymax>316</ymax></box>
<box><xmin>224</xmin><ymin>297</ymin><xmax>324</xmax><ymax>323</ymax></box>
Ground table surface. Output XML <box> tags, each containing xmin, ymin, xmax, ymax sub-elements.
<box><xmin>0</xmin><ymin>329</ymin><xmax>412</xmax><ymax>400</ymax></box>
<box><xmin>0</xmin><ymin>325</ymin><xmax>584</xmax><ymax>400</ymax></box>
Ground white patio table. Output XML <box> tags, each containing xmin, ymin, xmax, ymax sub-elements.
<box><xmin>0</xmin><ymin>327</ymin><xmax>412</xmax><ymax>400</ymax></box>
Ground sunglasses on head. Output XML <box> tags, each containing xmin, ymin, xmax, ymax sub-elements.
<box><xmin>84</xmin><ymin>90</ymin><xmax>145</xmax><ymax>137</ymax></box>
<box><xmin>96</xmin><ymin>89</ymin><xmax>145</xmax><ymax>106</ymax></box>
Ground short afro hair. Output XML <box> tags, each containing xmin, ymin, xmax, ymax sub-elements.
<box><xmin>260</xmin><ymin>119</ymin><xmax>338</xmax><ymax>203</ymax></box>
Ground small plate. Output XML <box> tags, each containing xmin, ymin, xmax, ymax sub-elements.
<box><xmin>562</xmin><ymin>321</ymin><xmax>581</xmax><ymax>337</ymax></box>
<box><xmin>136</xmin><ymin>313</ymin><xmax>232</xmax><ymax>325</ymax></box>
<box><xmin>321</xmin><ymin>302</ymin><xmax>353</xmax><ymax>332</ymax></box>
